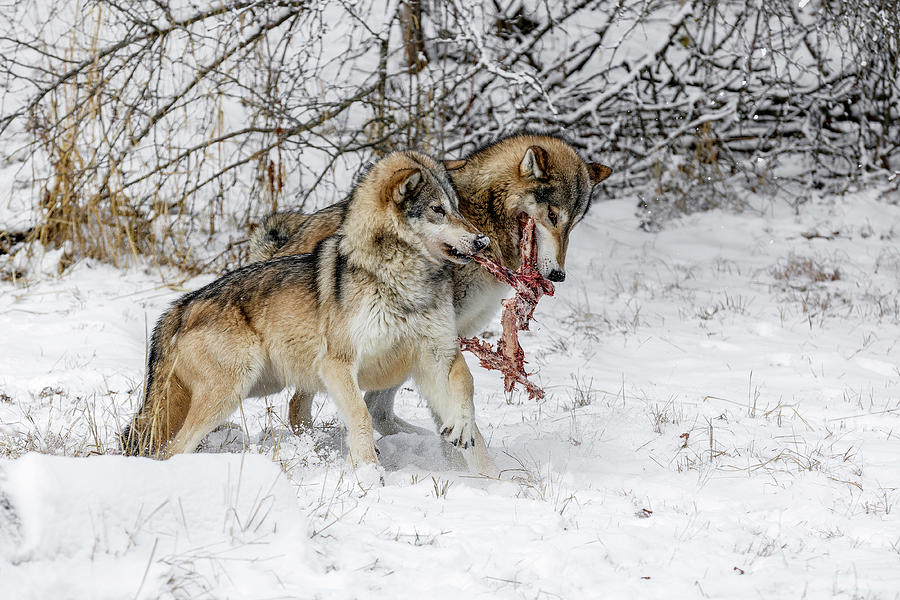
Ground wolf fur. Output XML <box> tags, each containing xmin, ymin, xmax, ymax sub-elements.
<box><xmin>250</xmin><ymin>133</ymin><xmax>612</xmax><ymax>438</ymax></box>
<box><xmin>122</xmin><ymin>151</ymin><xmax>491</xmax><ymax>470</ymax></box>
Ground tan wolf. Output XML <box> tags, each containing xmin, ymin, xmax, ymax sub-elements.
<box><xmin>250</xmin><ymin>133</ymin><xmax>612</xmax><ymax>437</ymax></box>
<box><xmin>122</xmin><ymin>151</ymin><xmax>491</xmax><ymax>471</ymax></box>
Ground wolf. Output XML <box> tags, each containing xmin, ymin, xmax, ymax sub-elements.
<box><xmin>250</xmin><ymin>133</ymin><xmax>612</xmax><ymax>437</ymax></box>
<box><xmin>122</xmin><ymin>151</ymin><xmax>491</xmax><ymax>470</ymax></box>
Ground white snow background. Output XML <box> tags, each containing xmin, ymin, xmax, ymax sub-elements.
<box><xmin>1</xmin><ymin>185</ymin><xmax>899</xmax><ymax>599</ymax></box>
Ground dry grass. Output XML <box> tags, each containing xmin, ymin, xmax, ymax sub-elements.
<box><xmin>0</xmin><ymin>385</ymin><xmax>134</xmax><ymax>459</ymax></box>
<box><xmin>503</xmin><ymin>451</ymin><xmax>578</xmax><ymax>516</ymax></box>
<box><xmin>9</xmin><ymin>4</ymin><xmax>291</xmax><ymax>279</ymax></box>
<box><xmin>697</xmin><ymin>292</ymin><xmax>752</xmax><ymax>320</ymax></box>
<box><xmin>430</xmin><ymin>476</ymin><xmax>452</xmax><ymax>499</ymax></box>
<box><xmin>771</xmin><ymin>253</ymin><xmax>841</xmax><ymax>285</ymax></box>
<box><xmin>26</xmin><ymin>9</ymin><xmax>158</xmax><ymax>274</ymax></box>
<box><xmin>769</xmin><ymin>253</ymin><xmax>854</xmax><ymax>325</ymax></box>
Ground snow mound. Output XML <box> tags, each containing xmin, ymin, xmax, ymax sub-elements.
<box><xmin>0</xmin><ymin>453</ymin><xmax>318</xmax><ymax>599</ymax></box>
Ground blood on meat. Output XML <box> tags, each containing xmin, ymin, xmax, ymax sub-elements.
<box><xmin>458</xmin><ymin>214</ymin><xmax>554</xmax><ymax>400</ymax></box>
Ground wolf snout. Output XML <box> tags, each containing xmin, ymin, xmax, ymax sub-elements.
<box><xmin>444</xmin><ymin>233</ymin><xmax>489</xmax><ymax>263</ymax></box>
<box><xmin>547</xmin><ymin>268</ymin><xmax>566</xmax><ymax>282</ymax></box>
<box><xmin>472</xmin><ymin>234</ymin><xmax>490</xmax><ymax>254</ymax></box>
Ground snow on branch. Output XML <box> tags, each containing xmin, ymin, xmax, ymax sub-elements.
<box><xmin>0</xmin><ymin>0</ymin><xmax>896</xmax><ymax>268</ymax></box>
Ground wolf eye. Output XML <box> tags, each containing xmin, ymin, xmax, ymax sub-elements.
<box><xmin>431</xmin><ymin>205</ymin><xmax>445</xmax><ymax>216</ymax></box>
<box><xmin>548</xmin><ymin>206</ymin><xmax>559</xmax><ymax>226</ymax></box>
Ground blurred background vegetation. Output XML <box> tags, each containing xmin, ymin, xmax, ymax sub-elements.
<box><xmin>0</xmin><ymin>0</ymin><xmax>896</xmax><ymax>275</ymax></box>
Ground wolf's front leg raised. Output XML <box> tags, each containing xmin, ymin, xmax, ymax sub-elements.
<box><xmin>415</xmin><ymin>349</ymin><xmax>475</xmax><ymax>447</ymax></box>
<box><xmin>318</xmin><ymin>356</ymin><xmax>379</xmax><ymax>466</ymax></box>
<box><xmin>414</xmin><ymin>349</ymin><xmax>497</xmax><ymax>476</ymax></box>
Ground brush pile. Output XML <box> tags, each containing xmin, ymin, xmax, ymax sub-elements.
<box><xmin>459</xmin><ymin>214</ymin><xmax>554</xmax><ymax>400</ymax></box>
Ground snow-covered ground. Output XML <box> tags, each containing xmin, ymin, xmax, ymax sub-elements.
<box><xmin>2</xmin><ymin>189</ymin><xmax>899</xmax><ymax>599</ymax></box>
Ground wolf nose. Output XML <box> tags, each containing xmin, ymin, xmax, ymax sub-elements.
<box><xmin>472</xmin><ymin>234</ymin><xmax>490</xmax><ymax>252</ymax></box>
<box><xmin>547</xmin><ymin>269</ymin><xmax>566</xmax><ymax>282</ymax></box>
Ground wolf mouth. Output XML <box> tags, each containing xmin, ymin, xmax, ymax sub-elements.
<box><xmin>443</xmin><ymin>243</ymin><xmax>474</xmax><ymax>263</ymax></box>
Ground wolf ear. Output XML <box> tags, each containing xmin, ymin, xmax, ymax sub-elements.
<box><xmin>587</xmin><ymin>163</ymin><xmax>612</xmax><ymax>184</ymax></box>
<box><xmin>442</xmin><ymin>159</ymin><xmax>467</xmax><ymax>171</ymax></box>
<box><xmin>389</xmin><ymin>168</ymin><xmax>422</xmax><ymax>204</ymax></box>
<box><xmin>519</xmin><ymin>145</ymin><xmax>549</xmax><ymax>179</ymax></box>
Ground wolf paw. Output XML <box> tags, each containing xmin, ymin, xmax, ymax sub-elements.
<box><xmin>440</xmin><ymin>414</ymin><xmax>476</xmax><ymax>449</ymax></box>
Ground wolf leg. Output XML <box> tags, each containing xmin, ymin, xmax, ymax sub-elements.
<box><xmin>365</xmin><ymin>386</ymin><xmax>431</xmax><ymax>436</ymax></box>
<box><xmin>288</xmin><ymin>389</ymin><xmax>314</xmax><ymax>433</ymax></box>
<box><xmin>161</xmin><ymin>329</ymin><xmax>262</xmax><ymax>456</ymax></box>
<box><xmin>465</xmin><ymin>423</ymin><xmax>498</xmax><ymax>477</ymax></box>
<box><xmin>414</xmin><ymin>349</ymin><xmax>496</xmax><ymax>475</ymax></box>
<box><xmin>123</xmin><ymin>370</ymin><xmax>192</xmax><ymax>457</ymax></box>
<box><xmin>447</xmin><ymin>351</ymin><xmax>497</xmax><ymax>476</ymax></box>
<box><xmin>318</xmin><ymin>358</ymin><xmax>379</xmax><ymax>465</ymax></box>
<box><xmin>289</xmin><ymin>384</ymin><xmax>431</xmax><ymax>436</ymax></box>
<box><xmin>164</xmin><ymin>388</ymin><xmax>241</xmax><ymax>457</ymax></box>
<box><xmin>415</xmin><ymin>350</ymin><xmax>474</xmax><ymax>448</ymax></box>
<box><xmin>415</xmin><ymin>351</ymin><xmax>497</xmax><ymax>475</ymax></box>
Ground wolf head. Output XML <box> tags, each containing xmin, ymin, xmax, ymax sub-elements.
<box><xmin>389</xmin><ymin>158</ymin><xmax>489</xmax><ymax>265</ymax></box>
<box><xmin>515</xmin><ymin>142</ymin><xmax>611</xmax><ymax>281</ymax></box>
<box><xmin>355</xmin><ymin>151</ymin><xmax>488</xmax><ymax>267</ymax></box>
<box><xmin>454</xmin><ymin>134</ymin><xmax>612</xmax><ymax>282</ymax></box>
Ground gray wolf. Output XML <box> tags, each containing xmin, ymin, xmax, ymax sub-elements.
<box><xmin>251</xmin><ymin>133</ymin><xmax>612</xmax><ymax>439</ymax></box>
<box><xmin>122</xmin><ymin>151</ymin><xmax>490</xmax><ymax>470</ymax></box>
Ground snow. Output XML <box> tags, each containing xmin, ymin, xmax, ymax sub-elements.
<box><xmin>2</xmin><ymin>188</ymin><xmax>900</xmax><ymax>598</ymax></box>
<box><xmin>1</xmin><ymin>453</ymin><xmax>320</xmax><ymax>600</ymax></box>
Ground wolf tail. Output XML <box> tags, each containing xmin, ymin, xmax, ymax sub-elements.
<box><xmin>121</xmin><ymin>303</ymin><xmax>190</xmax><ymax>457</ymax></box>
<box><xmin>248</xmin><ymin>211</ymin><xmax>310</xmax><ymax>262</ymax></box>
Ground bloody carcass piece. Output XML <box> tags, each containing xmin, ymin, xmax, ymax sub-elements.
<box><xmin>459</xmin><ymin>214</ymin><xmax>555</xmax><ymax>401</ymax></box>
